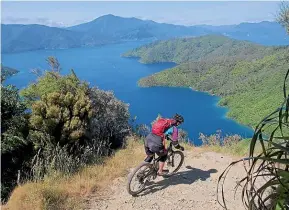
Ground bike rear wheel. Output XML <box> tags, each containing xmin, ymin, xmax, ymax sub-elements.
<box><xmin>127</xmin><ymin>162</ymin><xmax>154</xmax><ymax>196</ymax></box>
<box><xmin>166</xmin><ymin>151</ymin><xmax>184</xmax><ymax>176</ymax></box>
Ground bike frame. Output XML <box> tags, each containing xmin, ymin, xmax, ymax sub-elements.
<box><xmin>151</xmin><ymin>141</ymin><xmax>175</xmax><ymax>173</ymax></box>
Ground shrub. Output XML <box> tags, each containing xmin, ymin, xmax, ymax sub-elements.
<box><xmin>20</xmin><ymin>57</ymin><xmax>130</xmax><ymax>180</ymax></box>
<box><xmin>1</xmin><ymin>67</ymin><xmax>31</xmax><ymax>202</ymax></box>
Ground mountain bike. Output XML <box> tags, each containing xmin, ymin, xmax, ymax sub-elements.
<box><xmin>127</xmin><ymin>140</ymin><xmax>184</xmax><ymax>196</ymax></box>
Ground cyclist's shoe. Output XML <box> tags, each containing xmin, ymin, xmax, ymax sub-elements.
<box><xmin>157</xmin><ymin>170</ymin><xmax>169</xmax><ymax>176</ymax></box>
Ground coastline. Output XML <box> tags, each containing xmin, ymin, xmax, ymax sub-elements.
<box><xmin>127</xmin><ymin>54</ymin><xmax>255</xmax><ymax>134</ymax></box>
<box><xmin>136</xmin><ymin>76</ymin><xmax>254</xmax><ymax>136</ymax></box>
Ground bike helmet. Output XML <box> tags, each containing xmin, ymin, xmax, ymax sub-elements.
<box><xmin>173</xmin><ymin>113</ymin><xmax>184</xmax><ymax>123</ymax></box>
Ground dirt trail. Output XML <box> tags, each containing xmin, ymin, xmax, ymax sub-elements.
<box><xmin>86</xmin><ymin>150</ymin><xmax>249</xmax><ymax>210</ymax></box>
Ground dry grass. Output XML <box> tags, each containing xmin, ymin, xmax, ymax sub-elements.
<box><xmin>201</xmin><ymin>138</ymin><xmax>264</xmax><ymax>158</ymax></box>
<box><xmin>3</xmin><ymin>136</ymin><xmax>145</xmax><ymax>210</ymax></box>
<box><xmin>202</xmin><ymin>139</ymin><xmax>251</xmax><ymax>157</ymax></box>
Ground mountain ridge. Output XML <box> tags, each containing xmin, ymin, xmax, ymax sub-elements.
<box><xmin>2</xmin><ymin>15</ymin><xmax>289</xmax><ymax>53</ymax></box>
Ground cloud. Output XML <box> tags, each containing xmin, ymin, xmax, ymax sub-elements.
<box><xmin>68</xmin><ymin>18</ymin><xmax>93</xmax><ymax>26</ymax></box>
<box><xmin>2</xmin><ymin>16</ymin><xmax>66</xmax><ymax>27</ymax></box>
<box><xmin>2</xmin><ymin>16</ymin><xmax>31</xmax><ymax>24</ymax></box>
<box><xmin>243</xmin><ymin>16</ymin><xmax>274</xmax><ymax>23</ymax></box>
<box><xmin>34</xmin><ymin>17</ymin><xmax>66</xmax><ymax>27</ymax></box>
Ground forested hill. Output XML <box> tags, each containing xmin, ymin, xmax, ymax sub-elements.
<box><xmin>1</xmin><ymin>65</ymin><xmax>19</xmax><ymax>82</ymax></box>
<box><xmin>122</xmin><ymin>35</ymin><xmax>281</xmax><ymax>64</ymax></box>
<box><xmin>123</xmin><ymin>35</ymin><xmax>289</xmax><ymax>127</ymax></box>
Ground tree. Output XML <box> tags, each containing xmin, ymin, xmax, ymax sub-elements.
<box><xmin>21</xmin><ymin>57</ymin><xmax>130</xmax><ymax>177</ymax></box>
<box><xmin>1</xmin><ymin>57</ymin><xmax>131</xmax><ymax>200</ymax></box>
<box><xmin>1</xmin><ymin>66</ymin><xmax>31</xmax><ymax>202</ymax></box>
<box><xmin>277</xmin><ymin>2</ymin><xmax>289</xmax><ymax>34</ymax></box>
<box><xmin>27</xmin><ymin>71</ymin><xmax>93</xmax><ymax>149</ymax></box>
<box><xmin>88</xmin><ymin>88</ymin><xmax>130</xmax><ymax>148</ymax></box>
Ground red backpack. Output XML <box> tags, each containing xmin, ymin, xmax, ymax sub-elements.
<box><xmin>152</xmin><ymin>118</ymin><xmax>175</xmax><ymax>137</ymax></box>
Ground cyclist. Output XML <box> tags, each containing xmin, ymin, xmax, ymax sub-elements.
<box><xmin>144</xmin><ymin>114</ymin><xmax>185</xmax><ymax>176</ymax></box>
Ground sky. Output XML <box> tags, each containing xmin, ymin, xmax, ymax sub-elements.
<box><xmin>1</xmin><ymin>1</ymin><xmax>284</xmax><ymax>27</ymax></box>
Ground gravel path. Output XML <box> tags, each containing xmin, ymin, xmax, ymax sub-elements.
<box><xmin>87</xmin><ymin>150</ymin><xmax>249</xmax><ymax>210</ymax></box>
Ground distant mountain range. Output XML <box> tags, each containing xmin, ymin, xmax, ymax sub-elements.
<box><xmin>2</xmin><ymin>14</ymin><xmax>289</xmax><ymax>53</ymax></box>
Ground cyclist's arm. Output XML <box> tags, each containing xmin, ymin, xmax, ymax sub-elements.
<box><xmin>166</xmin><ymin>127</ymin><xmax>183</xmax><ymax>150</ymax></box>
<box><xmin>165</xmin><ymin>127</ymin><xmax>178</xmax><ymax>141</ymax></box>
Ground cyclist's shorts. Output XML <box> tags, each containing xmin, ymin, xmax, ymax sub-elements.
<box><xmin>145</xmin><ymin>133</ymin><xmax>164</xmax><ymax>153</ymax></box>
<box><xmin>144</xmin><ymin>133</ymin><xmax>167</xmax><ymax>162</ymax></box>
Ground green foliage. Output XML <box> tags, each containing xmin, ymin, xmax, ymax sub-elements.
<box><xmin>26</xmin><ymin>71</ymin><xmax>93</xmax><ymax>149</ymax></box>
<box><xmin>31</xmin><ymin>142</ymin><xmax>106</xmax><ymax>180</ymax></box>
<box><xmin>199</xmin><ymin>131</ymin><xmax>253</xmax><ymax>156</ymax></box>
<box><xmin>218</xmin><ymin>70</ymin><xmax>289</xmax><ymax>210</ymax></box>
<box><xmin>126</xmin><ymin>35</ymin><xmax>289</xmax><ymax>128</ymax></box>
<box><xmin>19</xmin><ymin>58</ymin><xmax>130</xmax><ymax>180</ymax></box>
<box><xmin>1</xmin><ymin>58</ymin><xmax>130</xmax><ymax>201</ymax></box>
<box><xmin>88</xmin><ymin>87</ymin><xmax>130</xmax><ymax>148</ymax></box>
<box><xmin>1</xmin><ymin>64</ymin><xmax>19</xmax><ymax>83</ymax></box>
<box><xmin>21</xmin><ymin>70</ymin><xmax>83</xmax><ymax>107</ymax></box>
<box><xmin>277</xmin><ymin>2</ymin><xmax>289</xmax><ymax>34</ymax></box>
<box><xmin>1</xmin><ymin>85</ymin><xmax>28</xmax><ymax>152</ymax></box>
<box><xmin>199</xmin><ymin>130</ymin><xmax>242</xmax><ymax>147</ymax></box>
<box><xmin>1</xmin><ymin>66</ymin><xmax>32</xmax><ymax>202</ymax></box>
<box><xmin>123</xmin><ymin>35</ymin><xmax>277</xmax><ymax>64</ymax></box>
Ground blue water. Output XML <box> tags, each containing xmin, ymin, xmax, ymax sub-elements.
<box><xmin>2</xmin><ymin>41</ymin><xmax>253</xmax><ymax>145</ymax></box>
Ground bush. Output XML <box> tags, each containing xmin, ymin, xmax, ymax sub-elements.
<box><xmin>88</xmin><ymin>87</ymin><xmax>130</xmax><ymax>149</ymax></box>
<box><xmin>199</xmin><ymin>130</ymin><xmax>241</xmax><ymax>147</ymax></box>
<box><xmin>1</xmin><ymin>58</ymin><xmax>130</xmax><ymax>199</ymax></box>
<box><xmin>20</xmin><ymin>58</ymin><xmax>130</xmax><ymax>180</ymax></box>
<box><xmin>28</xmin><ymin>74</ymin><xmax>93</xmax><ymax>149</ymax></box>
<box><xmin>277</xmin><ymin>2</ymin><xmax>289</xmax><ymax>34</ymax></box>
<box><xmin>1</xmin><ymin>67</ymin><xmax>32</xmax><ymax>202</ymax></box>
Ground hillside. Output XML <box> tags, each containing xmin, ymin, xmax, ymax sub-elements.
<box><xmin>1</xmin><ymin>24</ymin><xmax>85</xmax><ymax>53</ymax></box>
<box><xmin>2</xmin><ymin>15</ymin><xmax>289</xmax><ymax>53</ymax></box>
<box><xmin>1</xmin><ymin>65</ymin><xmax>19</xmax><ymax>82</ymax></box>
<box><xmin>124</xmin><ymin>35</ymin><xmax>289</xmax><ymax>127</ymax></box>
<box><xmin>122</xmin><ymin>35</ymin><xmax>277</xmax><ymax>63</ymax></box>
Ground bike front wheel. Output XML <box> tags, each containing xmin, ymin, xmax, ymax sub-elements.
<box><xmin>166</xmin><ymin>151</ymin><xmax>184</xmax><ymax>176</ymax></box>
<box><xmin>127</xmin><ymin>162</ymin><xmax>154</xmax><ymax>196</ymax></box>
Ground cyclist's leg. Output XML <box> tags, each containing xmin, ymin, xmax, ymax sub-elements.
<box><xmin>144</xmin><ymin>134</ymin><xmax>154</xmax><ymax>162</ymax></box>
<box><xmin>144</xmin><ymin>133</ymin><xmax>167</xmax><ymax>174</ymax></box>
<box><xmin>144</xmin><ymin>146</ymin><xmax>154</xmax><ymax>162</ymax></box>
<box><xmin>156</xmin><ymin>146</ymin><xmax>168</xmax><ymax>175</ymax></box>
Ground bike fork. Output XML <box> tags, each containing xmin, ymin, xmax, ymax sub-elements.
<box><xmin>167</xmin><ymin>154</ymin><xmax>175</xmax><ymax>167</ymax></box>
